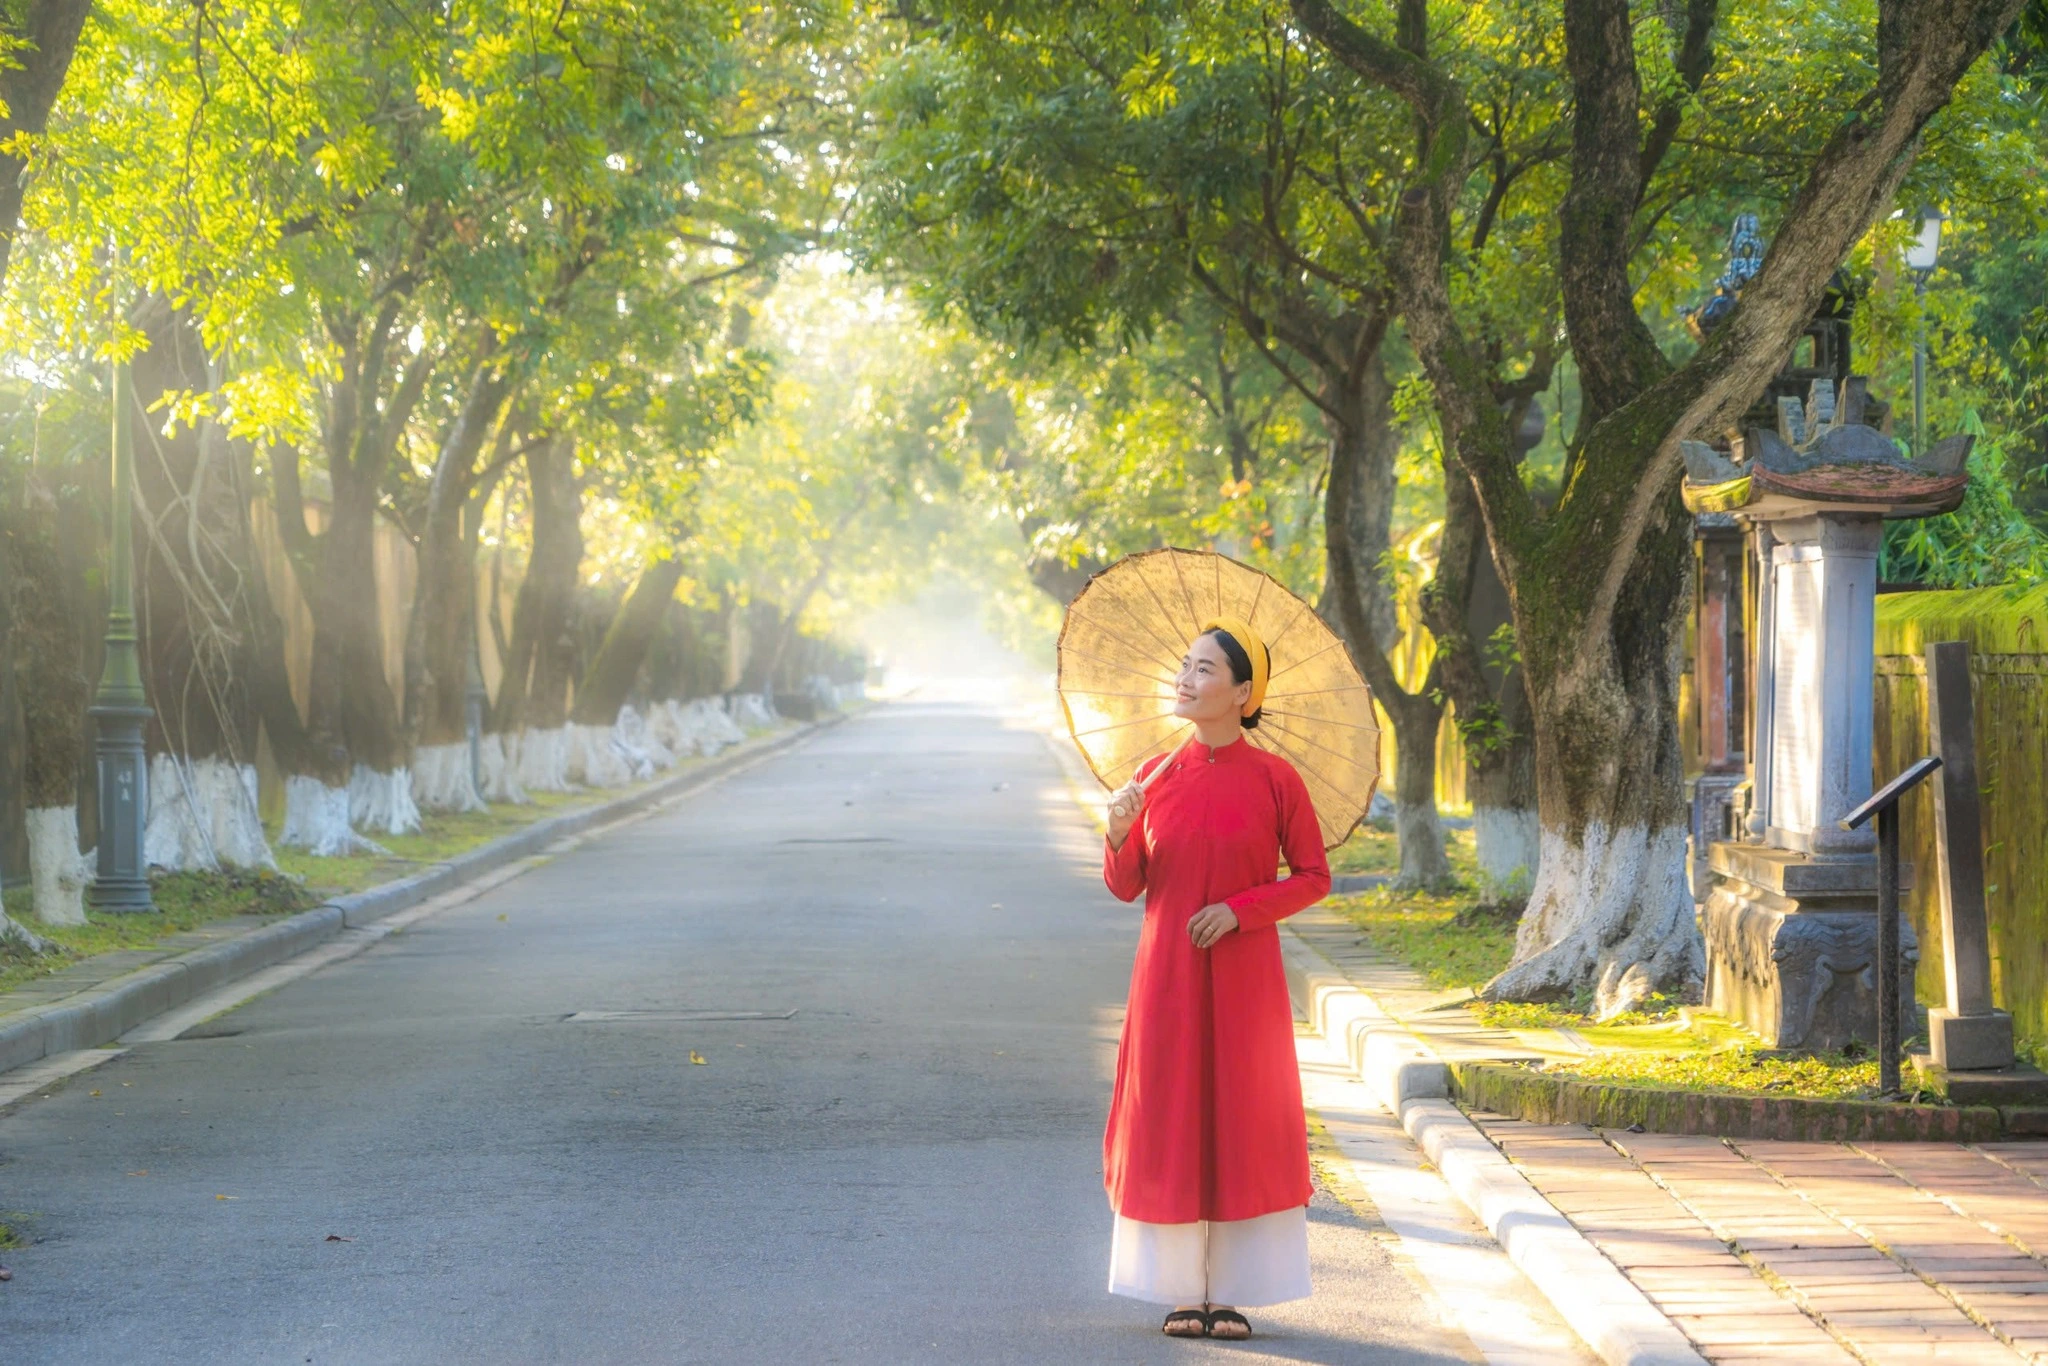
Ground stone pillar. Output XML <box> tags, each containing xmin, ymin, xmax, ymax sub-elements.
<box><xmin>1763</xmin><ymin>514</ymin><xmax>1878</xmax><ymax>857</ymax></box>
<box><xmin>1743</xmin><ymin>522</ymin><xmax>1777</xmax><ymax>842</ymax></box>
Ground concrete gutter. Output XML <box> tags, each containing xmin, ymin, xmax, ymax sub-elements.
<box><xmin>1282</xmin><ymin>930</ymin><xmax>1708</xmax><ymax>1366</ymax></box>
<box><xmin>0</xmin><ymin>714</ymin><xmax>846</xmax><ymax>1078</ymax></box>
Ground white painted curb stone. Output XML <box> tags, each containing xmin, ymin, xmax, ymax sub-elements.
<box><xmin>1283</xmin><ymin>930</ymin><xmax>1707</xmax><ymax>1366</ymax></box>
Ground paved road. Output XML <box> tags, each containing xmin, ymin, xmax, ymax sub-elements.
<box><xmin>1</xmin><ymin>700</ymin><xmax>1489</xmax><ymax>1364</ymax></box>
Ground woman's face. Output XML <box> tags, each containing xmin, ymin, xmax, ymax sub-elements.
<box><xmin>1173</xmin><ymin>633</ymin><xmax>1249</xmax><ymax>725</ymax></box>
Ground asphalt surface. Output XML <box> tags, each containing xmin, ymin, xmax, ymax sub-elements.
<box><xmin>0</xmin><ymin>699</ymin><xmax>1488</xmax><ymax>1364</ymax></box>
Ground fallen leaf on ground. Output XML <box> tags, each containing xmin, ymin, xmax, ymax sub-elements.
<box><xmin>89</xmin><ymin>1090</ymin><xmax>100</xmax><ymax>1097</ymax></box>
<box><xmin>127</xmin><ymin>1170</ymin><xmax>148</xmax><ymax>1177</ymax></box>
<box><xmin>325</xmin><ymin>1234</ymin><xmax>354</xmax><ymax>1242</ymax></box>
<box><xmin>215</xmin><ymin>1194</ymin><xmax>237</xmax><ymax>1201</ymax></box>
<box><xmin>496</xmin><ymin>914</ymin><xmax>507</xmax><ymax>922</ymax></box>
<box><xmin>689</xmin><ymin>1051</ymin><xmax>708</xmax><ymax>1065</ymax></box>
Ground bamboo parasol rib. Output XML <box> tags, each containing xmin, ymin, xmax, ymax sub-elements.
<box><xmin>1056</xmin><ymin>546</ymin><xmax>1380</xmax><ymax>849</ymax></box>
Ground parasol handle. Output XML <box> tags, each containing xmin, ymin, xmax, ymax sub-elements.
<box><xmin>1135</xmin><ymin>738</ymin><xmax>1189</xmax><ymax>791</ymax></box>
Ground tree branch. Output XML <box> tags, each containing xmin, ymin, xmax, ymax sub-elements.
<box><xmin>1560</xmin><ymin>0</ymin><xmax>1670</xmax><ymax>427</ymax></box>
<box><xmin>1639</xmin><ymin>0</ymin><xmax>1720</xmax><ymax>187</ymax></box>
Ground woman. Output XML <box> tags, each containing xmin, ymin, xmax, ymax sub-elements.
<box><xmin>1100</xmin><ymin>616</ymin><xmax>1331</xmax><ymax>1341</ymax></box>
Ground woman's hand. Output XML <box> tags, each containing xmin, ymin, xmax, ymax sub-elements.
<box><xmin>1105</xmin><ymin>778</ymin><xmax>1146</xmax><ymax>849</ymax></box>
<box><xmin>1187</xmin><ymin>902</ymin><xmax>1239</xmax><ymax>949</ymax></box>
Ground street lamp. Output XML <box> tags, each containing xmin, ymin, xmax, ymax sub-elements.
<box><xmin>87</xmin><ymin>360</ymin><xmax>157</xmax><ymax>914</ymax></box>
<box><xmin>1905</xmin><ymin>205</ymin><xmax>1945</xmax><ymax>456</ymax></box>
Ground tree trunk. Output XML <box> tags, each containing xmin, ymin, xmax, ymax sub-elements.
<box><xmin>564</xmin><ymin>554</ymin><xmax>682</xmax><ymax>787</ymax></box>
<box><xmin>1422</xmin><ymin>461</ymin><xmax>1539</xmax><ymax>907</ymax></box>
<box><xmin>268</xmin><ymin>302</ymin><xmax>435</xmax><ymax>846</ymax></box>
<box><xmin>243</xmin><ymin>459</ymin><xmax>364</xmax><ymax>856</ymax></box>
<box><xmin>493</xmin><ymin>435</ymin><xmax>580</xmax><ymax>734</ymax></box>
<box><xmin>496</xmin><ymin>435</ymin><xmax>582</xmax><ymax>795</ymax></box>
<box><xmin>1479</xmin><ymin>508</ymin><xmax>1701</xmax><ymax>1015</ymax></box>
<box><xmin>1318</xmin><ymin>359</ymin><xmax>1452</xmax><ymax>889</ymax></box>
<box><xmin>0</xmin><ymin>0</ymin><xmax>93</xmax><ymax>290</ymax></box>
<box><xmin>307</xmin><ymin>441</ymin><xmax>412</xmax><ymax>834</ymax></box>
<box><xmin>128</xmin><ymin>305</ymin><xmax>275</xmax><ymax>872</ymax></box>
<box><xmin>1465</xmin><ymin>672</ymin><xmax>1539</xmax><ymax>904</ymax></box>
<box><xmin>403</xmin><ymin>359</ymin><xmax>514</xmax><ymax>812</ymax></box>
<box><xmin>572</xmin><ymin>556</ymin><xmax>684</xmax><ymax>726</ymax></box>
<box><xmin>752</xmin><ymin>497</ymin><xmax>864</xmax><ymax>695</ymax></box>
<box><xmin>3</xmin><ymin>470</ymin><xmax>89</xmax><ymax>928</ymax></box>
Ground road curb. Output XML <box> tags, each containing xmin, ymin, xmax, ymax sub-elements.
<box><xmin>1282</xmin><ymin>930</ymin><xmax>1708</xmax><ymax>1366</ymax></box>
<box><xmin>0</xmin><ymin>713</ymin><xmax>847</xmax><ymax>1078</ymax></box>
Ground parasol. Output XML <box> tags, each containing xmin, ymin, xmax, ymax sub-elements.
<box><xmin>1056</xmin><ymin>546</ymin><xmax>1379</xmax><ymax>849</ymax></box>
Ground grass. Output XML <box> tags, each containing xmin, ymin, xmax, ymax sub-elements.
<box><xmin>1327</xmin><ymin>863</ymin><xmax>1903</xmax><ymax>1104</ymax></box>
<box><xmin>1472</xmin><ymin>997</ymin><xmax>1690</xmax><ymax>1032</ymax></box>
<box><xmin>1327</xmin><ymin>822</ymin><xmax>1480</xmax><ymax>883</ymax></box>
<box><xmin>0</xmin><ymin>868</ymin><xmax>321</xmax><ymax>996</ymax></box>
<box><xmin>1543</xmin><ymin>1045</ymin><xmax>1889</xmax><ymax>1102</ymax></box>
<box><xmin>1332</xmin><ymin>885</ymin><xmax>1518</xmax><ymax>993</ymax></box>
<box><xmin>273</xmin><ymin>788</ymin><xmax>591</xmax><ymax>893</ymax></box>
<box><xmin>0</xmin><ymin>1218</ymin><xmax>24</xmax><ymax>1250</ymax></box>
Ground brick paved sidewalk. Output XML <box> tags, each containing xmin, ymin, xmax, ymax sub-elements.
<box><xmin>1289</xmin><ymin>904</ymin><xmax>2048</xmax><ymax>1366</ymax></box>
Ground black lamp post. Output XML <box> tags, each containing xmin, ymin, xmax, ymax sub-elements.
<box><xmin>87</xmin><ymin>361</ymin><xmax>156</xmax><ymax>914</ymax></box>
<box><xmin>1905</xmin><ymin>206</ymin><xmax>1945</xmax><ymax>456</ymax></box>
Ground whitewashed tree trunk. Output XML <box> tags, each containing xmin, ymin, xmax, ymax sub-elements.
<box><xmin>611</xmin><ymin>705</ymin><xmax>674</xmax><ymax>778</ymax></box>
<box><xmin>645</xmin><ymin>701</ymin><xmax>699</xmax><ymax>761</ymax></box>
<box><xmin>565</xmin><ymin>722</ymin><xmax>635</xmax><ymax>788</ymax></box>
<box><xmin>0</xmin><ymin>909</ymin><xmax>43</xmax><ymax>951</ymax></box>
<box><xmin>410</xmin><ymin>741</ymin><xmax>487</xmax><ymax>814</ymax></box>
<box><xmin>1473</xmin><ymin>805</ymin><xmax>1542</xmax><ymax>904</ymax></box>
<box><xmin>143</xmin><ymin>754</ymin><xmax>279</xmax><ymax>872</ymax></box>
<box><xmin>477</xmin><ymin>732</ymin><xmax>528</xmax><ymax>804</ymax></box>
<box><xmin>514</xmin><ymin>726</ymin><xmax>575</xmax><ymax>793</ymax></box>
<box><xmin>696</xmin><ymin>698</ymin><xmax>744</xmax><ymax>752</ymax></box>
<box><xmin>26</xmin><ymin>804</ymin><xmax>88</xmax><ymax>927</ymax></box>
<box><xmin>350</xmin><ymin>764</ymin><xmax>422</xmax><ymax>836</ymax></box>
<box><xmin>731</xmin><ymin>693</ymin><xmax>777</xmax><ymax>729</ymax></box>
<box><xmin>1482</xmin><ymin>823</ymin><xmax>1702</xmax><ymax>1018</ymax></box>
<box><xmin>279</xmin><ymin>775</ymin><xmax>387</xmax><ymax>857</ymax></box>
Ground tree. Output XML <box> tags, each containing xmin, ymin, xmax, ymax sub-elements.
<box><xmin>854</xmin><ymin>1</ymin><xmax>1542</xmax><ymax>885</ymax></box>
<box><xmin>0</xmin><ymin>387</ymin><xmax>98</xmax><ymax>929</ymax></box>
<box><xmin>1287</xmin><ymin>0</ymin><xmax>2025</xmax><ymax>1011</ymax></box>
<box><xmin>7</xmin><ymin>0</ymin><xmax>851</xmax><ymax>849</ymax></box>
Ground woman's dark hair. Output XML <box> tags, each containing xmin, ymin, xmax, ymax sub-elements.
<box><xmin>1203</xmin><ymin>627</ymin><xmax>1269</xmax><ymax>730</ymax></box>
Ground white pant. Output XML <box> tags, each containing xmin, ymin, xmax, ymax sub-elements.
<box><xmin>1108</xmin><ymin>1207</ymin><xmax>1312</xmax><ymax>1307</ymax></box>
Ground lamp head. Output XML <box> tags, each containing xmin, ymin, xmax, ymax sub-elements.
<box><xmin>1905</xmin><ymin>206</ymin><xmax>1945</xmax><ymax>274</ymax></box>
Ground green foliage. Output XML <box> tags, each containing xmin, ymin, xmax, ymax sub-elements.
<box><xmin>1880</xmin><ymin>421</ymin><xmax>2048</xmax><ymax>588</ymax></box>
<box><xmin>1472</xmin><ymin>995</ymin><xmax>1682</xmax><ymax>1030</ymax></box>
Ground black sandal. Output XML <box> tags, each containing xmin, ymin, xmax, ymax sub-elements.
<box><xmin>1207</xmin><ymin>1309</ymin><xmax>1252</xmax><ymax>1340</ymax></box>
<box><xmin>1161</xmin><ymin>1309</ymin><xmax>1210</xmax><ymax>1338</ymax></box>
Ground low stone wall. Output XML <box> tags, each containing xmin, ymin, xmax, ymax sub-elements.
<box><xmin>1450</xmin><ymin>1060</ymin><xmax>2006</xmax><ymax>1142</ymax></box>
<box><xmin>1873</xmin><ymin>584</ymin><xmax>2048</xmax><ymax>1054</ymax></box>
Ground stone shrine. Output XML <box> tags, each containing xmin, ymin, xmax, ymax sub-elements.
<box><xmin>1681</xmin><ymin>240</ymin><xmax>1972</xmax><ymax>1049</ymax></box>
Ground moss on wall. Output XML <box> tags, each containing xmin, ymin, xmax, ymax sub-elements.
<box><xmin>1874</xmin><ymin>586</ymin><xmax>2048</xmax><ymax>1057</ymax></box>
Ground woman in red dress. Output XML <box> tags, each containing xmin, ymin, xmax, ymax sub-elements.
<box><xmin>1101</xmin><ymin>616</ymin><xmax>1331</xmax><ymax>1341</ymax></box>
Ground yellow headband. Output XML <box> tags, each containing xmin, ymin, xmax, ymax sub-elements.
<box><xmin>1199</xmin><ymin>616</ymin><xmax>1269</xmax><ymax>718</ymax></box>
